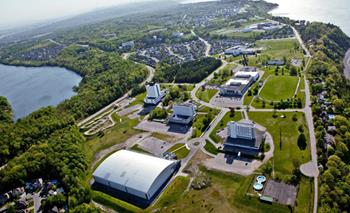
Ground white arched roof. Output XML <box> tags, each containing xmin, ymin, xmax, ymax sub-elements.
<box><xmin>93</xmin><ymin>150</ymin><xmax>177</xmax><ymax>194</ymax></box>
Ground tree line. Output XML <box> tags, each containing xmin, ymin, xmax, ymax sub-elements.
<box><xmin>154</xmin><ymin>57</ymin><xmax>222</xmax><ymax>83</ymax></box>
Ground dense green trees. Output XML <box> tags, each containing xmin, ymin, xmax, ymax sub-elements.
<box><xmin>0</xmin><ymin>97</ymin><xmax>13</xmax><ymax>124</ymax></box>
<box><xmin>53</xmin><ymin>46</ymin><xmax>148</xmax><ymax>120</ymax></box>
<box><xmin>0</xmin><ymin>106</ymin><xmax>90</xmax><ymax>209</ymax></box>
<box><xmin>0</xmin><ymin>107</ymin><xmax>75</xmax><ymax>165</ymax></box>
<box><xmin>154</xmin><ymin>57</ymin><xmax>221</xmax><ymax>83</ymax></box>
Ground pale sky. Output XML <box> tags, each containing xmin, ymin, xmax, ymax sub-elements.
<box><xmin>0</xmin><ymin>0</ymin><xmax>153</xmax><ymax>30</ymax></box>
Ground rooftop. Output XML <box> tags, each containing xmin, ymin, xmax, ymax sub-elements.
<box><xmin>93</xmin><ymin>150</ymin><xmax>176</xmax><ymax>193</ymax></box>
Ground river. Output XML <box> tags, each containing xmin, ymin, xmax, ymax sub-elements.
<box><xmin>267</xmin><ymin>0</ymin><xmax>350</xmax><ymax>36</ymax></box>
<box><xmin>0</xmin><ymin>64</ymin><xmax>82</xmax><ymax>120</ymax></box>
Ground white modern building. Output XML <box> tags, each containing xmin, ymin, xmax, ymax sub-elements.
<box><xmin>93</xmin><ymin>150</ymin><xmax>179</xmax><ymax>202</ymax></box>
<box><xmin>144</xmin><ymin>82</ymin><xmax>165</xmax><ymax>105</ymax></box>
<box><xmin>228</xmin><ymin>121</ymin><xmax>256</xmax><ymax>140</ymax></box>
<box><xmin>220</xmin><ymin>71</ymin><xmax>259</xmax><ymax>96</ymax></box>
<box><xmin>224</xmin><ymin>120</ymin><xmax>265</xmax><ymax>155</ymax></box>
<box><xmin>169</xmin><ymin>103</ymin><xmax>197</xmax><ymax>125</ymax></box>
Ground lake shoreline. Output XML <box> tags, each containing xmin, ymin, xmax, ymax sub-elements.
<box><xmin>0</xmin><ymin>64</ymin><xmax>82</xmax><ymax>120</ymax></box>
<box><xmin>0</xmin><ymin>60</ymin><xmax>84</xmax><ymax>78</ymax></box>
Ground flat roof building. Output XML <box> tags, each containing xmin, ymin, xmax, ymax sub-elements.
<box><xmin>93</xmin><ymin>150</ymin><xmax>179</xmax><ymax>207</ymax></box>
<box><xmin>144</xmin><ymin>82</ymin><xmax>165</xmax><ymax>105</ymax></box>
<box><xmin>220</xmin><ymin>71</ymin><xmax>259</xmax><ymax>97</ymax></box>
<box><xmin>224</xmin><ymin>120</ymin><xmax>265</xmax><ymax>156</ymax></box>
<box><xmin>169</xmin><ymin>103</ymin><xmax>197</xmax><ymax>125</ymax></box>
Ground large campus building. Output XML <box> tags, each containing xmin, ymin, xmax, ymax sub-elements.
<box><xmin>169</xmin><ymin>103</ymin><xmax>197</xmax><ymax>125</ymax></box>
<box><xmin>92</xmin><ymin>150</ymin><xmax>179</xmax><ymax>207</ymax></box>
<box><xmin>224</xmin><ymin>120</ymin><xmax>265</xmax><ymax>156</ymax></box>
<box><xmin>144</xmin><ymin>82</ymin><xmax>165</xmax><ymax>105</ymax></box>
<box><xmin>220</xmin><ymin>69</ymin><xmax>259</xmax><ymax>97</ymax></box>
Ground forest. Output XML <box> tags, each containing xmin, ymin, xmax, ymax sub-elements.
<box><xmin>0</xmin><ymin>106</ymin><xmax>99</xmax><ymax>211</ymax></box>
<box><xmin>53</xmin><ymin>46</ymin><xmax>148</xmax><ymax>120</ymax></box>
<box><xmin>154</xmin><ymin>57</ymin><xmax>222</xmax><ymax>83</ymax></box>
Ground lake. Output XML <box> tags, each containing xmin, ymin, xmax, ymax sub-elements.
<box><xmin>0</xmin><ymin>64</ymin><xmax>82</xmax><ymax>120</ymax></box>
<box><xmin>267</xmin><ymin>0</ymin><xmax>350</xmax><ymax>36</ymax></box>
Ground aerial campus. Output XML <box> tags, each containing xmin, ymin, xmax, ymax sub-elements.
<box><xmin>0</xmin><ymin>0</ymin><xmax>350</xmax><ymax>212</ymax></box>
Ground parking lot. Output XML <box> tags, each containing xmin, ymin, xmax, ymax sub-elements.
<box><xmin>210</xmin><ymin>95</ymin><xmax>243</xmax><ymax>108</ymax></box>
<box><xmin>135</xmin><ymin>120</ymin><xmax>192</xmax><ymax>138</ymax></box>
<box><xmin>137</xmin><ymin>137</ymin><xmax>172</xmax><ymax>157</ymax></box>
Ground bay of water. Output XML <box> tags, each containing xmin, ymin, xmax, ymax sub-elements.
<box><xmin>0</xmin><ymin>64</ymin><xmax>82</xmax><ymax>120</ymax></box>
<box><xmin>267</xmin><ymin>0</ymin><xmax>350</xmax><ymax>36</ymax></box>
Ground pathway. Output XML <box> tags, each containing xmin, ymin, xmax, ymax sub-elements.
<box><xmin>291</xmin><ymin>26</ymin><xmax>311</xmax><ymax>57</ymax></box>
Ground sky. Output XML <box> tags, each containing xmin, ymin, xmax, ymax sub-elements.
<box><xmin>0</xmin><ymin>0</ymin><xmax>151</xmax><ymax>30</ymax></box>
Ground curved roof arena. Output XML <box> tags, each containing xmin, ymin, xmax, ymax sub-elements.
<box><xmin>92</xmin><ymin>150</ymin><xmax>178</xmax><ymax>199</ymax></box>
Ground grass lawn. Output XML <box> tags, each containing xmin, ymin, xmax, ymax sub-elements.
<box><xmin>204</xmin><ymin>140</ymin><xmax>219</xmax><ymax>155</ymax></box>
<box><xmin>209</xmin><ymin>111</ymin><xmax>243</xmax><ymax>143</ymax></box>
<box><xmin>256</xmin><ymin>39</ymin><xmax>304</xmax><ymax>60</ymax></box>
<box><xmin>195</xmin><ymin>89</ymin><xmax>218</xmax><ymax>103</ymax></box>
<box><xmin>260</xmin><ymin>76</ymin><xmax>298</xmax><ymax>101</ymax></box>
<box><xmin>129</xmin><ymin>92</ymin><xmax>146</xmax><ymax>107</ymax></box>
<box><xmin>84</xmin><ymin>115</ymin><xmax>142</xmax><ymax>167</ymax></box>
<box><xmin>294</xmin><ymin>177</ymin><xmax>313</xmax><ymax>213</ymax></box>
<box><xmin>166</xmin><ymin>143</ymin><xmax>190</xmax><ymax>159</ymax></box>
<box><xmin>248</xmin><ymin>112</ymin><xmax>310</xmax><ymax>180</ymax></box>
<box><xmin>152</xmin><ymin>168</ymin><xmax>289</xmax><ymax>213</ymax></box>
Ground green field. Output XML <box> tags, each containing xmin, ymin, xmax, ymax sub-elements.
<box><xmin>260</xmin><ymin>76</ymin><xmax>299</xmax><ymax>101</ymax></box>
<box><xmin>195</xmin><ymin>89</ymin><xmax>218</xmax><ymax>103</ymax></box>
<box><xmin>248</xmin><ymin>112</ymin><xmax>310</xmax><ymax>180</ymax></box>
<box><xmin>209</xmin><ymin>111</ymin><xmax>243</xmax><ymax>143</ymax></box>
<box><xmin>166</xmin><ymin>143</ymin><xmax>190</xmax><ymax>159</ymax></box>
<box><xmin>256</xmin><ymin>39</ymin><xmax>304</xmax><ymax>60</ymax></box>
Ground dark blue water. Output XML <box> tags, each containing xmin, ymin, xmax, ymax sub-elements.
<box><xmin>0</xmin><ymin>64</ymin><xmax>82</xmax><ymax>120</ymax></box>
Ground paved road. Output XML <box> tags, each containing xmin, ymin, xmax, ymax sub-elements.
<box><xmin>343</xmin><ymin>49</ymin><xmax>350</xmax><ymax>80</ymax></box>
<box><xmin>191</xmin><ymin>30</ymin><xmax>211</xmax><ymax>57</ymax></box>
<box><xmin>291</xmin><ymin>26</ymin><xmax>311</xmax><ymax>57</ymax></box>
